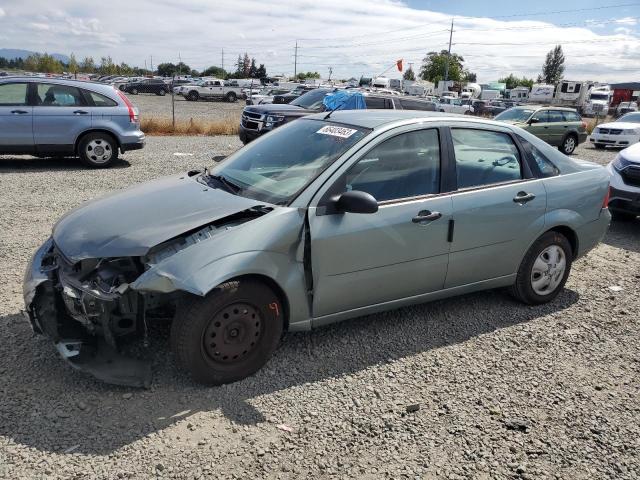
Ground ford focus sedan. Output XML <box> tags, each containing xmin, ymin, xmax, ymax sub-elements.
<box><xmin>24</xmin><ymin>111</ymin><xmax>611</xmax><ymax>387</ymax></box>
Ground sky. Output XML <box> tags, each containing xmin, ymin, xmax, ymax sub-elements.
<box><xmin>0</xmin><ymin>0</ymin><xmax>639</xmax><ymax>82</ymax></box>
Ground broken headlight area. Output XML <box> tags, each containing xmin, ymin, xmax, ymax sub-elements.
<box><xmin>25</xmin><ymin>243</ymin><xmax>178</xmax><ymax>387</ymax></box>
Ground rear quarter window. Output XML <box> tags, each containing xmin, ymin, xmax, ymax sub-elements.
<box><xmin>562</xmin><ymin>111</ymin><xmax>581</xmax><ymax>122</ymax></box>
<box><xmin>517</xmin><ymin>135</ymin><xmax>560</xmax><ymax>177</ymax></box>
<box><xmin>85</xmin><ymin>90</ymin><xmax>117</xmax><ymax>107</ymax></box>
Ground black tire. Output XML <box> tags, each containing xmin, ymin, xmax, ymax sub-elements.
<box><xmin>594</xmin><ymin>143</ymin><xmax>606</xmax><ymax>150</ymax></box>
<box><xmin>610</xmin><ymin>209</ymin><xmax>637</xmax><ymax>221</ymax></box>
<box><xmin>77</xmin><ymin>132</ymin><xmax>118</xmax><ymax>168</ymax></box>
<box><xmin>119</xmin><ymin>84</ymin><xmax>126</xmax><ymax>91</ymax></box>
<box><xmin>158</xmin><ymin>89</ymin><xmax>166</xmax><ymax>96</ymax></box>
<box><xmin>225</xmin><ymin>92</ymin><xmax>237</xmax><ymax>102</ymax></box>
<box><xmin>187</xmin><ymin>91</ymin><xmax>199</xmax><ymax>101</ymax></box>
<box><xmin>170</xmin><ymin>279</ymin><xmax>284</xmax><ymax>385</ymax></box>
<box><xmin>560</xmin><ymin>134</ymin><xmax>578</xmax><ymax>155</ymax></box>
<box><xmin>131</xmin><ymin>88</ymin><xmax>138</xmax><ymax>95</ymax></box>
<box><xmin>509</xmin><ymin>231</ymin><xmax>573</xmax><ymax>305</ymax></box>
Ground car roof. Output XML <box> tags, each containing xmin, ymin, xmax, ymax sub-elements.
<box><xmin>304</xmin><ymin>109</ymin><xmax>508</xmax><ymax>130</ymax></box>
<box><xmin>511</xmin><ymin>104</ymin><xmax>579</xmax><ymax>112</ymax></box>
<box><xmin>0</xmin><ymin>76</ymin><xmax>119</xmax><ymax>97</ymax></box>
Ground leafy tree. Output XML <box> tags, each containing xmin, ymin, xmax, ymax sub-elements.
<box><xmin>99</xmin><ymin>56</ymin><xmax>118</xmax><ymax>75</ymax></box>
<box><xmin>464</xmin><ymin>71</ymin><xmax>477</xmax><ymax>83</ymax></box>
<box><xmin>67</xmin><ymin>53</ymin><xmax>79</xmax><ymax>77</ymax></box>
<box><xmin>242</xmin><ymin>53</ymin><xmax>251</xmax><ymax>77</ymax></box>
<box><xmin>296</xmin><ymin>71</ymin><xmax>320</xmax><ymax>80</ymax></box>
<box><xmin>419</xmin><ymin>50</ymin><xmax>465</xmax><ymax>83</ymax></box>
<box><xmin>80</xmin><ymin>56</ymin><xmax>95</xmax><ymax>73</ymax></box>
<box><xmin>403</xmin><ymin>67</ymin><xmax>416</xmax><ymax>81</ymax></box>
<box><xmin>249</xmin><ymin>58</ymin><xmax>257</xmax><ymax>78</ymax></box>
<box><xmin>202</xmin><ymin>66</ymin><xmax>227</xmax><ymax>77</ymax></box>
<box><xmin>256</xmin><ymin>63</ymin><xmax>267</xmax><ymax>79</ymax></box>
<box><xmin>499</xmin><ymin>73</ymin><xmax>534</xmax><ymax>90</ymax></box>
<box><xmin>541</xmin><ymin>45</ymin><xmax>565</xmax><ymax>84</ymax></box>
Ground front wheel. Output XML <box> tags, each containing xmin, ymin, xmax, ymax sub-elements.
<box><xmin>187</xmin><ymin>91</ymin><xmax>199</xmax><ymax>101</ymax></box>
<box><xmin>225</xmin><ymin>92</ymin><xmax>237</xmax><ymax>102</ymax></box>
<box><xmin>131</xmin><ymin>88</ymin><xmax>138</xmax><ymax>95</ymax></box>
<box><xmin>509</xmin><ymin>231</ymin><xmax>572</xmax><ymax>305</ymax></box>
<box><xmin>158</xmin><ymin>89</ymin><xmax>166</xmax><ymax>96</ymax></box>
<box><xmin>170</xmin><ymin>280</ymin><xmax>284</xmax><ymax>385</ymax></box>
<box><xmin>560</xmin><ymin>135</ymin><xmax>577</xmax><ymax>155</ymax></box>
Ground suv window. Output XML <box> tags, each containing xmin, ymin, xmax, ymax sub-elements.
<box><xmin>346</xmin><ymin>129</ymin><xmax>440</xmax><ymax>202</ymax></box>
<box><xmin>36</xmin><ymin>83</ymin><xmax>84</xmax><ymax>106</ymax></box>
<box><xmin>86</xmin><ymin>90</ymin><xmax>117</xmax><ymax>107</ymax></box>
<box><xmin>562</xmin><ymin>111</ymin><xmax>581</xmax><ymax>122</ymax></box>
<box><xmin>451</xmin><ymin>129</ymin><xmax>522</xmax><ymax>189</ymax></box>
<box><xmin>365</xmin><ymin>97</ymin><xmax>392</xmax><ymax>109</ymax></box>
<box><xmin>547</xmin><ymin>110</ymin><xmax>566</xmax><ymax>122</ymax></box>
<box><xmin>531</xmin><ymin>110</ymin><xmax>549</xmax><ymax>123</ymax></box>
<box><xmin>518</xmin><ymin>136</ymin><xmax>560</xmax><ymax>177</ymax></box>
<box><xmin>399</xmin><ymin>99</ymin><xmax>435</xmax><ymax>111</ymax></box>
<box><xmin>0</xmin><ymin>82</ymin><xmax>28</xmax><ymax>105</ymax></box>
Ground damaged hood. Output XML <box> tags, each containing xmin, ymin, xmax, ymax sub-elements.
<box><xmin>53</xmin><ymin>173</ymin><xmax>262</xmax><ymax>262</ymax></box>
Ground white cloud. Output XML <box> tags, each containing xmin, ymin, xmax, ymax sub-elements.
<box><xmin>0</xmin><ymin>8</ymin><xmax>5</xmax><ymax>17</ymax></box>
<box><xmin>615</xmin><ymin>27</ymin><xmax>633</xmax><ymax>35</ymax></box>
<box><xmin>0</xmin><ymin>0</ymin><xmax>639</xmax><ymax>82</ymax></box>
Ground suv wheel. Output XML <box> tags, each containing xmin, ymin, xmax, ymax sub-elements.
<box><xmin>78</xmin><ymin>133</ymin><xmax>118</xmax><ymax>168</ymax></box>
<box><xmin>226</xmin><ymin>92</ymin><xmax>237</xmax><ymax>102</ymax></box>
<box><xmin>131</xmin><ymin>88</ymin><xmax>138</xmax><ymax>95</ymax></box>
<box><xmin>560</xmin><ymin>134</ymin><xmax>577</xmax><ymax>155</ymax></box>
<box><xmin>158</xmin><ymin>89</ymin><xmax>166</xmax><ymax>96</ymax></box>
<box><xmin>187</xmin><ymin>91</ymin><xmax>199</xmax><ymax>101</ymax></box>
<box><xmin>170</xmin><ymin>279</ymin><xmax>284</xmax><ymax>385</ymax></box>
<box><xmin>509</xmin><ymin>231</ymin><xmax>572</xmax><ymax>305</ymax></box>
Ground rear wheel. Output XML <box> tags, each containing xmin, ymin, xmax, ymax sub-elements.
<box><xmin>170</xmin><ymin>280</ymin><xmax>284</xmax><ymax>385</ymax></box>
<box><xmin>158</xmin><ymin>89</ymin><xmax>166</xmax><ymax>96</ymax></box>
<box><xmin>78</xmin><ymin>132</ymin><xmax>118</xmax><ymax>168</ymax></box>
<box><xmin>560</xmin><ymin>134</ymin><xmax>577</xmax><ymax>155</ymax></box>
<box><xmin>225</xmin><ymin>92</ymin><xmax>237</xmax><ymax>102</ymax></box>
<box><xmin>187</xmin><ymin>91</ymin><xmax>199</xmax><ymax>101</ymax></box>
<box><xmin>509</xmin><ymin>231</ymin><xmax>572</xmax><ymax>305</ymax></box>
<box><xmin>131</xmin><ymin>88</ymin><xmax>138</xmax><ymax>95</ymax></box>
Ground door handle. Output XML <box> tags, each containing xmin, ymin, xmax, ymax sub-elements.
<box><xmin>412</xmin><ymin>210</ymin><xmax>442</xmax><ymax>223</ymax></box>
<box><xmin>11</xmin><ymin>109</ymin><xmax>28</xmax><ymax>114</ymax></box>
<box><xmin>73</xmin><ymin>110</ymin><xmax>89</xmax><ymax>115</ymax></box>
<box><xmin>513</xmin><ymin>191</ymin><xmax>536</xmax><ymax>204</ymax></box>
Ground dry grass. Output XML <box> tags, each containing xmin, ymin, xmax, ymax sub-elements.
<box><xmin>140</xmin><ymin>116</ymin><xmax>239</xmax><ymax>136</ymax></box>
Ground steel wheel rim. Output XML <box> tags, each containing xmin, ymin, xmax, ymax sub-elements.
<box><xmin>531</xmin><ymin>245</ymin><xmax>566</xmax><ymax>295</ymax></box>
<box><xmin>85</xmin><ymin>139</ymin><xmax>113</xmax><ymax>164</ymax></box>
<box><xmin>565</xmin><ymin>137</ymin><xmax>575</xmax><ymax>152</ymax></box>
<box><xmin>203</xmin><ymin>303</ymin><xmax>263</xmax><ymax>364</ymax></box>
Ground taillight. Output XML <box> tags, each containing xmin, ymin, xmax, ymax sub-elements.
<box><xmin>581</xmin><ymin>121</ymin><xmax>587</xmax><ymax>129</ymax></box>
<box><xmin>602</xmin><ymin>185</ymin><xmax>610</xmax><ymax>208</ymax></box>
<box><xmin>116</xmin><ymin>89</ymin><xmax>138</xmax><ymax>123</ymax></box>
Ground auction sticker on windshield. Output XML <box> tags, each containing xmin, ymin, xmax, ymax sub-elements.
<box><xmin>316</xmin><ymin>125</ymin><xmax>358</xmax><ymax>138</ymax></box>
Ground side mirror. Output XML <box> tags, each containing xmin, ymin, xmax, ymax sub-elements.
<box><xmin>334</xmin><ymin>190</ymin><xmax>378</xmax><ymax>214</ymax></box>
<box><xmin>212</xmin><ymin>155</ymin><xmax>226</xmax><ymax>162</ymax></box>
<box><xmin>528</xmin><ymin>117</ymin><xmax>539</xmax><ymax>124</ymax></box>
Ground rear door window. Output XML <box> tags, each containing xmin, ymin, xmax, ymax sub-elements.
<box><xmin>36</xmin><ymin>84</ymin><xmax>85</xmax><ymax>106</ymax></box>
<box><xmin>562</xmin><ymin>111</ymin><xmax>581</xmax><ymax>122</ymax></box>
<box><xmin>451</xmin><ymin>129</ymin><xmax>523</xmax><ymax>189</ymax></box>
<box><xmin>531</xmin><ymin>110</ymin><xmax>549</xmax><ymax>123</ymax></box>
<box><xmin>0</xmin><ymin>83</ymin><xmax>28</xmax><ymax>105</ymax></box>
<box><xmin>365</xmin><ymin>97</ymin><xmax>392</xmax><ymax>109</ymax></box>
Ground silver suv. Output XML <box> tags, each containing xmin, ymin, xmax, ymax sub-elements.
<box><xmin>0</xmin><ymin>77</ymin><xmax>144</xmax><ymax>167</ymax></box>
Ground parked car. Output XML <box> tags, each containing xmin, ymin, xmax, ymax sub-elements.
<box><xmin>246</xmin><ymin>88</ymin><xmax>291</xmax><ymax>105</ymax></box>
<box><xmin>239</xmin><ymin>89</ymin><xmax>435</xmax><ymax>144</ymax></box>
<box><xmin>589</xmin><ymin>112</ymin><xmax>640</xmax><ymax>149</ymax></box>
<box><xmin>607</xmin><ymin>142</ymin><xmax>640</xmax><ymax>221</ymax></box>
<box><xmin>0</xmin><ymin>77</ymin><xmax>144</xmax><ymax>167</ymax></box>
<box><xmin>615</xmin><ymin>102</ymin><xmax>638</xmax><ymax>118</ymax></box>
<box><xmin>122</xmin><ymin>78</ymin><xmax>169</xmax><ymax>96</ymax></box>
<box><xmin>495</xmin><ymin>106</ymin><xmax>587</xmax><ymax>155</ymax></box>
<box><xmin>437</xmin><ymin>96</ymin><xmax>474</xmax><ymax>115</ymax></box>
<box><xmin>180</xmin><ymin>79</ymin><xmax>243</xmax><ymax>102</ymax></box>
<box><xmin>470</xmin><ymin>99</ymin><xmax>489</xmax><ymax>116</ymax></box>
<box><xmin>23</xmin><ymin>111</ymin><xmax>611</xmax><ymax>387</ymax></box>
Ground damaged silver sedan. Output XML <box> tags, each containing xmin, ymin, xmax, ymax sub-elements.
<box><xmin>24</xmin><ymin>111</ymin><xmax>611</xmax><ymax>387</ymax></box>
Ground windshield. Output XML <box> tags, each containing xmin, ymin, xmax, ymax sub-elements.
<box><xmin>290</xmin><ymin>89</ymin><xmax>330</xmax><ymax>110</ymax></box>
<box><xmin>495</xmin><ymin>108</ymin><xmax>535</xmax><ymax>122</ymax></box>
<box><xmin>208</xmin><ymin>119</ymin><xmax>369</xmax><ymax>204</ymax></box>
<box><xmin>590</xmin><ymin>93</ymin><xmax>609</xmax><ymax>101</ymax></box>
<box><xmin>618</xmin><ymin>112</ymin><xmax>640</xmax><ymax>123</ymax></box>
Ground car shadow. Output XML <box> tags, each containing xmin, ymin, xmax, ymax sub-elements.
<box><xmin>0</xmin><ymin>156</ymin><xmax>131</xmax><ymax>172</ymax></box>
<box><xmin>0</xmin><ymin>288</ymin><xmax>579</xmax><ymax>455</ymax></box>
<box><xmin>603</xmin><ymin>218</ymin><xmax>640</xmax><ymax>254</ymax></box>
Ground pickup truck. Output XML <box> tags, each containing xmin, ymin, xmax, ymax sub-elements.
<box><xmin>180</xmin><ymin>79</ymin><xmax>243</xmax><ymax>102</ymax></box>
<box><xmin>436</xmin><ymin>97</ymin><xmax>474</xmax><ymax>115</ymax></box>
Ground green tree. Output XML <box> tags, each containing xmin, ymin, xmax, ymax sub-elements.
<box><xmin>99</xmin><ymin>56</ymin><xmax>117</xmax><ymax>75</ymax></box>
<box><xmin>67</xmin><ymin>53</ymin><xmax>79</xmax><ymax>77</ymax></box>
<box><xmin>23</xmin><ymin>54</ymin><xmax>41</xmax><ymax>72</ymax></box>
<box><xmin>499</xmin><ymin>73</ymin><xmax>534</xmax><ymax>90</ymax></box>
<box><xmin>541</xmin><ymin>45</ymin><xmax>565</xmax><ymax>84</ymax></box>
<box><xmin>403</xmin><ymin>67</ymin><xmax>416</xmax><ymax>81</ymax></box>
<box><xmin>419</xmin><ymin>50</ymin><xmax>465</xmax><ymax>83</ymax></box>
<box><xmin>249</xmin><ymin>58</ymin><xmax>257</xmax><ymax>78</ymax></box>
<box><xmin>156</xmin><ymin>62</ymin><xmax>176</xmax><ymax>76</ymax></box>
<box><xmin>296</xmin><ymin>71</ymin><xmax>320</xmax><ymax>80</ymax></box>
<box><xmin>202</xmin><ymin>65</ymin><xmax>227</xmax><ymax>78</ymax></box>
<box><xmin>255</xmin><ymin>63</ymin><xmax>267</xmax><ymax>79</ymax></box>
<box><xmin>80</xmin><ymin>56</ymin><xmax>95</xmax><ymax>73</ymax></box>
<box><xmin>464</xmin><ymin>71</ymin><xmax>477</xmax><ymax>83</ymax></box>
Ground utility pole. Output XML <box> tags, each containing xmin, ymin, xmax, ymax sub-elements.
<box><xmin>294</xmin><ymin>41</ymin><xmax>298</xmax><ymax>79</ymax></box>
<box><xmin>150</xmin><ymin>55</ymin><xmax>154</xmax><ymax>74</ymax></box>
<box><xmin>444</xmin><ymin>18</ymin><xmax>453</xmax><ymax>81</ymax></box>
<box><xmin>221</xmin><ymin>48</ymin><xmax>224</xmax><ymax>78</ymax></box>
<box><xmin>328</xmin><ymin>66</ymin><xmax>333</xmax><ymax>81</ymax></box>
<box><xmin>178</xmin><ymin>52</ymin><xmax>182</xmax><ymax>75</ymax></box>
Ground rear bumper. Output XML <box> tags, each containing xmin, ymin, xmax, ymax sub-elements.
<box><xmin>575</xmin><ymin>210</ymin><xmax>611</xmax><ymax>258</ymax></box>
<box><xmin>578</xmin><ymin>132</ymin><xmax>588</xmax><ymax>144</ymax></box>
<box><xmin>120</xmin><ymin>131</ymin><xmax>146</xmax><ymax>152</ymax></box>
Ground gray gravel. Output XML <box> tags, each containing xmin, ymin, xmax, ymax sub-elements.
<box><xmin>1</xmin><ymin>139</ymin><xmax>639</xmax><ymax>479</ymax></box>
<box><xmin>129</xmin><ymin>93</ymin><xmax>244</xmax><ymax>122</ymax></box>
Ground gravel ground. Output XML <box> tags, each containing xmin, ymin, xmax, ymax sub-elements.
<box><xmin>128</xmin><ymin>93</ymin><xmax>244</xmax><ymax>122</ymax></box>
<box><xmin>0</xmin><ymin>139</ymin><xmax>639</xmax><ymax>479</ymax></box>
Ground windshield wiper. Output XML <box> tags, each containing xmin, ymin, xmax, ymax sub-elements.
<box><xmin>205</xmin><ymin>174</ymin><xmax>242</xmax><ymax>194</ymax></box>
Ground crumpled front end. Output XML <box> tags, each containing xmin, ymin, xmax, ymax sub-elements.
<box><xmin>23</xmin><ymin>238</ymin><xmax>156</xmax><ymax>387</ymax></box>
